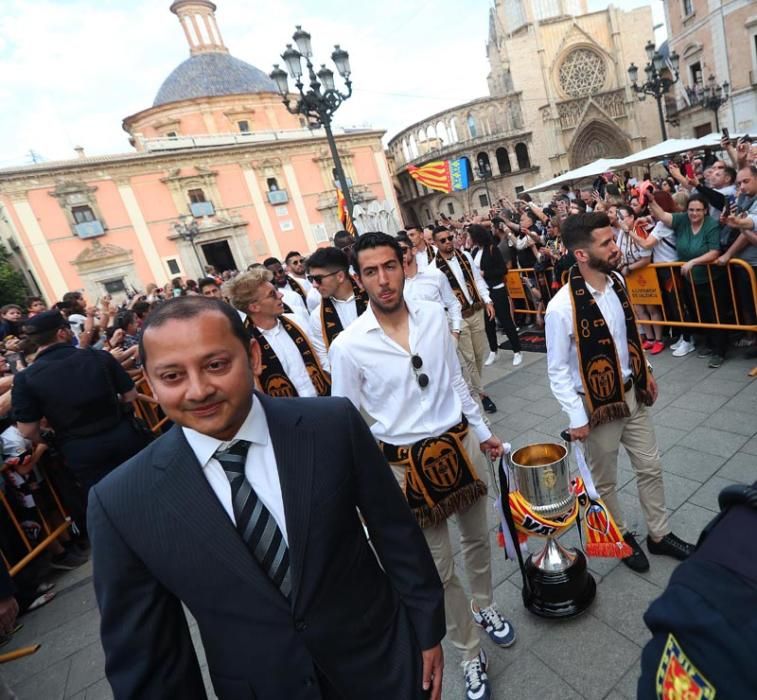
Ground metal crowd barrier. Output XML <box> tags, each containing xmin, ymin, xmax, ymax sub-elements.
<box><xmin>0</xmin><ymin>463</ymin><xmax>72</xmax><ymax>576</ymax></box>
<box><xmin>505</xmin><ymin>260</ymin><xmax>757</xmax><ymax>333</ymax></box>
<box><xmin>133</xmin><ymin>374</ymin><xmax>170</xmax><ymax>434</ymax></box>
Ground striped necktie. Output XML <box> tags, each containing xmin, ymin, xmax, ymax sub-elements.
<box><xmin>215</xmin><ymin>440</ymin><xmax>291</xmax><ymax>598</ymax></box>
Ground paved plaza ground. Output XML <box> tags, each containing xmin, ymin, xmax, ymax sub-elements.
<box><xmin>2</xmin><ymin>347</ymin><xmax>756</xmax><ymax>700</ymax></box>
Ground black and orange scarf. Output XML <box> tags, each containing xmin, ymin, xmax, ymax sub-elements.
<box><xmin>568</xmin><ymin>266</ymin><xmax>652</xmax><ymax>427</ymax></box>
<box><xmin>434</xmin><ymin>249</ymin><xmax>482</xmax><ymax>311</ymax></box>
<box><xmin>320</xmin><ymin>278</ymin><xmax>368</xmax><ymax>349</ymax></box>
<box><xmin>379</xmin><ymin>417</ymin><xmax>487</xmax><ymax>529</ymax></box>
<box><xmin>286</xmin><ymin>276</ymin><xmax>308</xmax><ymax>303</ymax></box>
<box><xmin>250</xmin><ymin>316</ymin><xmax>331</xmax><ymax>397</ymax></box>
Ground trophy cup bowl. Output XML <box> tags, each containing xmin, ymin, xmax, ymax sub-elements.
<box><xmin>510</xmin><ymin>442</ymin><xmax>596</xmax><ymax>618</ymax></box>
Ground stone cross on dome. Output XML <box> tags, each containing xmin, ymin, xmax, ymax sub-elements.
<box><xmin>170</xmin><ymin>0</ymin><xmax>229</xmax><ymax>55</ymax></box>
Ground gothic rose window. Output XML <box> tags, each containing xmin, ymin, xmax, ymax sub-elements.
<box><xmin>559</xmin><ymin>49</ymin><xmax>607</xmax><ymax>98</ymax></box>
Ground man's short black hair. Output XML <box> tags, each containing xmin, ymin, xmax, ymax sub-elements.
<box><xmin>139</xmin><ymin>297</ymin><xmax>249</xmax><ymax>370</ymax></box>
<box><xmin>352</xmin><ymin>232</ymin><xmax>402</xmax><ymax>274</ymax></box>
<box><xmin>26</xmin><ymin>296</ymin><xmax>44</xmax><ymax>307</ymax></box>
<box><xmin>395</xmin><ymin>232</ymin><xmax>412</xmax><ymax>246</ymax></box>
<box><xmin>306</xmin><ymin>247</ymin><xmax>349</xmax><ymax>272</ymax></box>
<box><xmin>333</xmin><ymin>230</ymin><xmax>354</xmax><ymax>249</ymax></box>
<box><xmin>198</xmin><ymin>277</ymin><xmax>219</xmax><ymax>290</ymax></box>
<box><xmin>723</xmin><ymin>166</ymin><xmax>737</xmax><ymax>184</ymax></box>
<box><xmin>431</xmin><ymin>225</ymin><xmax>449</xmax><ymax>238</ymax></box>
<box><xmin>262</xmin><ymin>257</ymin><xmax>281</xmax><ymax>268</ymax></box>
<box><xmin>284</xmin><ymin>251</ymin><xmax>302</xmax><ymax>262</ymax></box>
<box><xmin>560</xmin><ymin>213</ymin><xmax>611</xmax><ymax>252</ymax></box>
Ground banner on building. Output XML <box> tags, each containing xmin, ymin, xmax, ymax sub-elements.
<box><xmin>408</xmin><ymin>158</ymin><xmax>470</xmax><ymax>194</ymax></box>
<box><xmin>336</xmin><ymin>188</ymin><xmax>356</xmax><ymax>236</ymax></box>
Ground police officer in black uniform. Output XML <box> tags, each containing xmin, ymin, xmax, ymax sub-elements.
<box><xmin>11</xmin><ymin>310</ymin><xmax>151</xmax><ymax>496</ymax></box>
<box><xmin>638</xmin><ymin>480</ymin><xmax>757</xmax><ymax>698</ymax></box>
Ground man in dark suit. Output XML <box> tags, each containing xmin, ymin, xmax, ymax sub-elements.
<box><xmin>89</xmin><ymin>296</ymin><xmax>445</xmax><ymax>700</ymax></box>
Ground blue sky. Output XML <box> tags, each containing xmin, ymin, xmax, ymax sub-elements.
<box><xmin>0</xmin><ymin>0</ymin><xmax>665</xmax><ymax>166</ymax></box>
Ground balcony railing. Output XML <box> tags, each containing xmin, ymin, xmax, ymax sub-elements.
<box><xmin>74</xmin><ymin>220</ymin><xmax>105</xmax><ymax>238</ymax></box>
<box><xmin>190</xmin><ymin>201</ymin><xmax>215</xmax><ymax>218</ymax></box>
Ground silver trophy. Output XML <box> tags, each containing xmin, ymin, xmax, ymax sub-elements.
<box><xmin>507</xmin><ymin>442</ymin><xmax>596</xmax><ymax>618</ymax></box>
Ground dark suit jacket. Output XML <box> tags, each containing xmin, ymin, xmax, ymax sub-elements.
<box><xmin>89</xmin><ymin>394</ymin><xmax>445</xmax><ymax>700</ymax></box>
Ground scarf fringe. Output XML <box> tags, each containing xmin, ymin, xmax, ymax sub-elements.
<box><xmin>413</xmin><ymin>480</ymin><xmax>487</xmax><ymax>529</ymax></box>
<box><xmin>589</xmin><ymin>402</ymin><xmax>630</xmax><ymax>428</ymax></box>
<box><xmin>585</xmin><ymin>541</ymin><xmax>633</xmax><ymax>559</ymax></box>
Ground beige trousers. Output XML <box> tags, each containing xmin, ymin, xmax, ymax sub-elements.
<box><xmin>457</xmin><ymin>309</ymin><xmax>488</xmax><ymax>397</ymax></box>
<box><xmin>389</xmin><ymin>429</ymin><xmax>493</xmax><ymax>663</ymax></box>
<box><xmin>583</xmin><ymin>388</ymin><xmax>670</xmax><ymax>540</ymax></box>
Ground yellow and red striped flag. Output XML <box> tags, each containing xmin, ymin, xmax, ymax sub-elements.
<box><xmin>336</xmin><ymin>188</ymin><xmax>356</xmax><ymax>236</ymax></box>
<box><xmin>408</xmin><ymin>161</ymin><xmax>453</xmax><ymax>193</ymax></box>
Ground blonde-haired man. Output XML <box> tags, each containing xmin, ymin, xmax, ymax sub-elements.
<box><xmin>225</xmin><ymin>269</ymin><xmax>330</xmax><ymax>398</ymax></box>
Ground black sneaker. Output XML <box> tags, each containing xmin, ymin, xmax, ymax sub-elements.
<box><xmin>708</xmin><ymin>354</ymin><xmax>724</xmax><ymax>369</ymax></box>
<box><xmin>50</xmin><ymin>550</ymin><xmax>89</xmax><ymax>571</ymax></box>
<box><xmin>463</xmin><ymin>649</ymin><xmax>491</xmax><ymax>700</ymax></box>
<box><xmin>621</xmin><ymin>532</ymin><xmax>650</xmax><ymax>572</ymax></box>
<box><xmin>697</xmin><ymin>347</ymin><xmax>713</xmax><ymax>358</ymax></box>
<box><xmin>481</xmin><ymin>396</ymin><xmax>497</xmax><ymax>414</ymax></box>
<box><xmin>647</xmin><ymin>532</ymin><xmax>694</xmax><ymax>561</ymax></box>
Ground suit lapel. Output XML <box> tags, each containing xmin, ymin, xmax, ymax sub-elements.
<box><xmin>259</xmin><ymin>394</ymin><xmax>313</xmax><ymax>602</ymax></box>
<box><xmin>154</xmin><ymin>425</ymin><xmax>283</xmax><ymax>604</ymax></box>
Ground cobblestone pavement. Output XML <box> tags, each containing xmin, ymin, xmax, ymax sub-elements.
<box><xmin>3</xmin><ymin>347</ymin><xmax>755</xmax><ymax>700</ymax></box>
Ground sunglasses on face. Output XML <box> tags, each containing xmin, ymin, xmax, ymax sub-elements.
<box><xmin>307</xmin><ymin>270</ymin><xmax>340</xmax><ymax>285</ymax></box>
<box><xmin>411</xmin><ymin>354</ymin><xmax>429</xmax><ymax>389</ymax></box>
<box><xmin>436</xmin><ymin>236</ymin><xmax>454</xmax><ymax>244</ymax></box>
<box><xmin>289</xmin><ymin>258</ymin><xmax>304</xmax><ymax>265</ymax></box>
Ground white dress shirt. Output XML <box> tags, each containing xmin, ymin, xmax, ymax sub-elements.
<box><xmin>309</xmin><ymin>295</ymin><xmax>360</xmax><ymax>368</ymax></box>
<box><xmin>258</xmin><ymin>314</ymin><xmax>323</xmax><ymax>396</ymax></box>
<box><xmin>329</xmin><ymin>298</ymin><xmax>492</xmax><ymax>445</ymax></box>
<box><xmin>415</xmin><ymin>245</ymin><xmax>436</xmax><ymax>271</ymax></box>
<box><xmin>404</xmin><ymin>267</ymin><xmax>463</xmax><ymax>332</ymax></box>
<box><xmin>280</xmin><ymin>286</ymin><xmax>310</xmax><ymax>327</ymax></box>
<box><xmin>182</xmin><ymin>394</ymin><xmax>288</xmax><ymax>543</ymax></box>
<box><xmin>430</xmin><ymin>251</ymin><xmax>491</xmax><ymax>305</ymax></box>
<box><xmin>545</xmin><ymin>275</ymin><xmax>632</xmax><ymax>429</ymax></box>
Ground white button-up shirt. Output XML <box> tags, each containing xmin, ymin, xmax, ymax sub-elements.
<box><xmin>280</xmin><ymin>286</ymin><xmax>310</xmax><ymax>327</ymax></box>
<box><xmin>545</xmin><ymin>275</ymin><xmax>631</xmax><ymax>429</ymax></box>
<box><xmin>258</xmin><ymin>314</ymin><xmax>323</xmax><ymax>396</ymax></box>
<box><xmin>329</xmin><ymin>298</ymin><xmax>492</xmax><ymax>445</ymax></box>
<box><xmin>404</xmin><ymin>267</ymin><xmax>463</xmax><ymax>333</ymax></box>
<box><xmin>309</xmin><ymin>295</ymin><xmax>360</xmax><ymax>368</ymax></box>
<box><xmin>183</xmin><ymin>395</ymin><xmax>288</xmax><ymax>543</ymax></box>
<box><xmin>430</xmin><ymin>251</ymin><xmax>491</xmax><ymax>305</ymax></box>
<box><xmin>415</xmin><ymin>245</ymin><xmax>436</xmax><ymax>271</ymax></box>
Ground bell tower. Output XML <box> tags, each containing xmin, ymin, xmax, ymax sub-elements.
<box><xmin>170</xmin><ymin>0</ymin><xmax>229</xmax><ymax>55</ymax></box>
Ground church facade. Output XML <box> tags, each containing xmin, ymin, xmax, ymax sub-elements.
<box><xmin>389</xmin><ymin>0</ymin><xmax>660</xmax><ymax>225</ymax></box>
<box><xmin>0</xmin><ymin>0</ymin><xmax>398</xmax><ymax>303</ymax></box>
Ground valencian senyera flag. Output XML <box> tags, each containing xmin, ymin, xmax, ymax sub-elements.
<box><xmin>408</xmin><ymin>158</ymin><xmax>470</xmax><ymax>194</ymax></box>
<box><xmin>336</xmin><ymin>187</ymin><xmax>356</xmax><ymax>236</ymax></box>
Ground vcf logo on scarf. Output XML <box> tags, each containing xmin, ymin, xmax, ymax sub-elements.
<box><xmin>567</xmin><ymin>266</ymin><xmax>653</xmax><ymax>427</ymax></box>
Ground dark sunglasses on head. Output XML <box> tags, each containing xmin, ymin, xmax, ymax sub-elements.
<box><xmin>306</xmin><ymin>270</ymin><xmax>341</xmax><ymax>284</ymax></box>
<box><xmin>411</xmin><ymin>354</ymin><xmax>429</xmax><ymax>389</ymax></box>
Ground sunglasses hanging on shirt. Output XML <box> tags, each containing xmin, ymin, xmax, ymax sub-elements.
<box><xmin>411</xmin><ymin>354</ymin><xmax>429</xmax><ymax>388</ymax></box>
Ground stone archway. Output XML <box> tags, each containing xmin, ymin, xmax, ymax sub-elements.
<box><xmin>568</xmin><ymin>119</ymin><xmax>630</xmax><ymax>168</ymax></box>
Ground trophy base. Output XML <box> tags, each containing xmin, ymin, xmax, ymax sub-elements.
<box><xmin>522</xmin><ymin>546</ymin><xmax>596</xmax><ymax>619</ymax></box>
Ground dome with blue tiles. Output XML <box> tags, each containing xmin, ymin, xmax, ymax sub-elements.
<box><xmin>153</xmin><ymin>52</ymin><xmax>277</xmax><ymax>107</ymax></box>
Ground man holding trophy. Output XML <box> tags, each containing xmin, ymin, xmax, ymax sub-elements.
<box><xmin>545</xmin><ymin>213</ymin><xmax>694</xmax><ymax>572</ymax></box>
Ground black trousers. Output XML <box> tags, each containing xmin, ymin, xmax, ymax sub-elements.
<box><xmin>681</xmin><ymin>276</ymin><xmax>729</xmax><ymax>356</ymax></box>
<box><xmin>485</xmin><ymin>285</ymin><xmax>522</xmax><ymax>353</ymax></box>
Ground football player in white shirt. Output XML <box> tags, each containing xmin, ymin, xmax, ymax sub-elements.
<box><xmin>330</xmin><ymin>232</ymin><xmax>515</xmax><ymax>700</ymax></box>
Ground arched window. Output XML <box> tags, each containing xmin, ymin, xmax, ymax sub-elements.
<box><xmin>462</xmin><ymin>156</ymin><xmax>474</xmax><ymax>184</ymax></box>
<box><xmin>496</xmin><ymin>147</ymin><xmax>511</xmax><ymax>174</ymax></box>
<box><xmin>476</xmin><ymin>152</ymin><xmax>492</xmax><ymax>177</ymax></box>
<box><xmin>467</xmin><ymin>113</ymin><xmax>478</xmax><ymax>139</ymax></box>
<box><xmin>449</xmin><ymin>117</ymin><xmax>459</xmax><ymax>143</ymax></box>
<box><xmin>409</xmin><ymin>134</ymin><xmax>419</xmax><ymax>158</ymax></box>
<box><xmin>436</xmin><ymin>121</ymin><xmax>448</xmax><ymax>144</ymax></box>
<box><xmin>402</xmin><ymin>139</ymin><xmax>411</xmax><ymax>163</ymax></box>
<box><xmin>515</xmin><ymin>142</ymin><xmax>531</xmax><ymax>169</ymax></box>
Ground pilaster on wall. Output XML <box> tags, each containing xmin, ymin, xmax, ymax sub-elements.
<box><xmin>116</xmin><ymin>182</ymin><xmax>166</xmax><ymax>283</ymax></box>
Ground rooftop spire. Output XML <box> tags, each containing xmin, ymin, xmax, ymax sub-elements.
<box><xmin>170</xmin><ymin>0</ymin><xmax>229</xmax><ymax>55</ymax></box>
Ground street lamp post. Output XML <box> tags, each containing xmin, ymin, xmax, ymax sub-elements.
<box><xmin>173</xmin><ymin>218</ymin><xmax>204</xmax><ymax>274</ymax></box>
<box><xmin>271</xmin><ymin>27</ymin><xmax>355</xmax><ymax>229</ymax></box>
<box><xmin>477</xmin><ymin>160</ymin><xmax>493</xmax><ymax>208</ymax></box>
<box><xmin>628</xmin><ymin>40</ymin><xmax>680</xmax><ymax>141</ymax></box>
<box><xmin>700</xmin><ymin>74</ymin><xmax>730</xmax><ymax>132</ymax></box>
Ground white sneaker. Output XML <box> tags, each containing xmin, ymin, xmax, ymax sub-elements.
<box><xmin>484</xmin><ymin>351</ymin><xmax>497</xmax><ymax>366</ymax></box>
<box><xmin>672</xmin><ymin>339</ymin><xmax>695</xmax><ymax>357</ymax></box>
<box><xmin>512</xmin><ymin>352</ymin><xmax>523</xmax><ymax>367</ymax></box>
<box><xmin>670</xmin><ymin>337</ymin><xmax>683</xmax><ymax>351</ymax></box>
